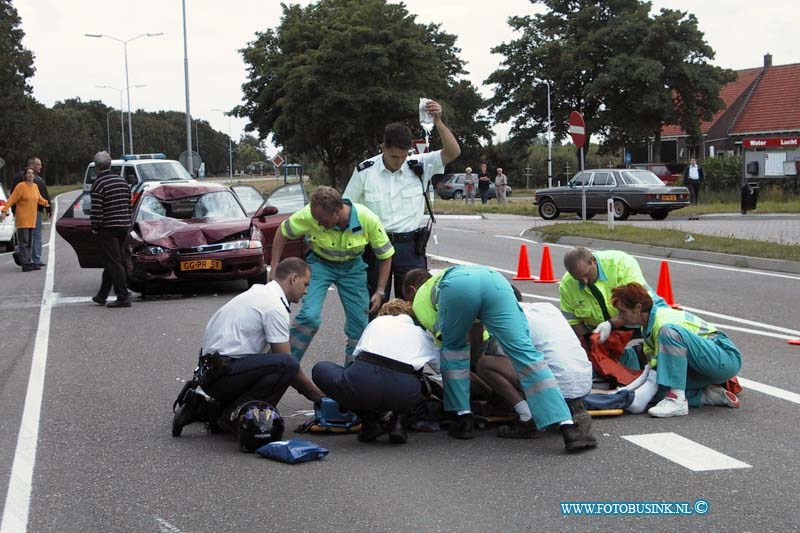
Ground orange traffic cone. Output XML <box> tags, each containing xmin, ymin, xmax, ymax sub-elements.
<box><xmin>656</xmin><ymin>260</ymin><xmax>680</xmax><ymax>308</ymax></box>
<box><xmin>512</xmin><ymin>244</ymin><xmax>535</xmax><ymax>280</ymax></box>
<box><xmin>788</xmin><ymin>338</ymin><xmax>800</xmax><ymax>346</ymax></box>
<box><xmin>534</xmin><ymin>245</ymin><xmax>559</xmax><ymax>283</ymax></box>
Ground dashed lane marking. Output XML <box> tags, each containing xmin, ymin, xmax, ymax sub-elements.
<box><xmin>622</xmin><ymin>432</ymin><xmax>751</xmax><ymax>472</ymax></box>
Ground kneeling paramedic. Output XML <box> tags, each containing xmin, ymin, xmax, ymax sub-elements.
<box><xmin>403</xmin><ymin>267</ymin><xmax>595</xmax><ymax>452</ymax></box>
<box><xmin>477</xmin><ymin>287</ymin><xmax>595</xmax><ymax>446</ymax></box>
<box><xmin>173</xmin><ymin>258</ymin><xmax>322</xmax><ymax>436</ymax></box>
<box><xmin>610</xmin><ymin>282</ymin><xmax>742</xmax><ymax>418</ymax></box>
<box><xmin>270</xmin><ymin>186</ymin><xmax>394</xmax><ymax>364</ymax></box>
<box><xmin>312</xmin><ymin>299</ymin><xmax>439</xmax><ymax>444</ymax></box>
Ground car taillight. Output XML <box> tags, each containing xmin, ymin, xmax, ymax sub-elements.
<box><xmin>130</xmin><ymin>191</ymin><xmax>141</xmax><ymax>205</ymax></box>
<box><xmin>0</xmin><ymin>199</ymin><xmax>6</xmax><ymax>207</ymax></box>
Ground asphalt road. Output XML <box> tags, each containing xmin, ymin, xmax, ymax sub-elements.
<box><xmin>1</xmin><ymin>194</ymin><xmax>798</xmax><ymax>532</ymax></box>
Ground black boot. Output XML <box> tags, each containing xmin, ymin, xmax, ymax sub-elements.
<box><xmin>567</xmin><ymin>397</ymin><xmax>596</xmax><ymax>444</ymax></box>
<box><xmin>172</xmin><ymin>389</ymin><xmax>211</xmax><ymax>437</ymax></box>
<box><xmin>388</xmin><ymin>413</ymin><xmax>408</xmax><ymax>444</ymax></box>
<box><xmin>496</xmin><ymin>418</ymin><xmax>538</xmax><ymax>439</ymax></box>
<box><xmin>560</xmin><ymin>423</ymin><xmax>598</xmax><ymax>452</ymax></box>
<box><xmin>448</xmin><ymin>413</ymin><xmax>475</xmax><ymax>440</ymax></box>
<box><xmin>357</xmin><ymin>414</ymin><xmax>386</xmax><ymax>443</ymax></box>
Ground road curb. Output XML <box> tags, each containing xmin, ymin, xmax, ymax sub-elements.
<box><xmin>535</xmin><ymin>234</ymin><xmax>800</xmax><ymax>275</ymax></box>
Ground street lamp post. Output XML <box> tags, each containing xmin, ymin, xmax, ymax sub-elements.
<box><xmin>534</xmin><ymin>78</ymin><xmax>553</xmax><ymax>188</ymax></box>
<box><xmin>85</xmin><ymin>32</ymin><xmax>162</xmax><ymax>154</ymax></box>
<box><xmin>105</xmin><ymin>110</ymin><xmax>114</xmax><ymax>153</ymax></box>
<box><xmin>213</xmin><ymin>109</ymin><xmax>234</xmax><ymax>182</ymax></box>
<box><xmin>181</xmin><ymin>0</ymin><xmax>193</xmax><ymax>177</ymax></box>
<box><xmin>97</xmin><ymin>84</ymin><xmax>146</xmax><ymax>156</ymax></box>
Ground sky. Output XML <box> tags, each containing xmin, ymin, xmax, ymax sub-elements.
<box><xmin>14</xmin><ymin>0</ymin><xmax>798</xmax><ymax>157</ymax></box>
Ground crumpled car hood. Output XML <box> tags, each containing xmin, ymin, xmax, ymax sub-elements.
<box><xmin>135</xmin><ymin>218</ymin><xmax>250</xmax><ymax>249</ymax></box>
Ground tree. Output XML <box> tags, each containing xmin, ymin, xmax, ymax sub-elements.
<box><xmin>0</xmin><ymin>0</ymin><xmax>36</xmax><ymax>183</ymax></box>
<box><xmin>594</xmin><ymin>8</ymin><xmax>735</xmax><ymax>160</ymax></box>
<box><xmin>488</xmin><ymin>0</ymin><xmax>647</xmax><ymax>149</ymax></box>
<box><xmin>488</xmin><ymin>0</ymin><xmax>734</xmax><ymax>163</ymax></box>
<box><xmin>236</xmin><ymin>0</ymin><xmax>489</xmax><ymax>187</ymax></box>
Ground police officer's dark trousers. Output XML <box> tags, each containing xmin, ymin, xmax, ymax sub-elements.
<box><xmin>365</xmin><ymin>236</ymin><xmax>426</xmax><ymax>302</ymax></box>
<box><xmin>312</xmin><ymin>355</ymin><xmax>422</xmax><ymax>415</ymax></box>
<box><xmin>204</xmin><ymin>353</ymin><xmax>299</xmax><ymax>408</ymax></box>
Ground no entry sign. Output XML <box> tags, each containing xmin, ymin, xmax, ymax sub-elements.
<box><xmin>569</xmin><ymin>111</ymin><xmax>586</xmax><ymax>149</ymax></box>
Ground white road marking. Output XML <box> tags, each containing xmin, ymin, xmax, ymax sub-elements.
<box><xmin>155</xmin><ymin>516</ymin><xmax>185</xmax><ymax>533</ymax></box>
<box><xmin>736</xmin><ymin>378</ymin><xmax>800</xmax><ymax>405</ymax></box>
<box><xmin>1</xmin><ymin>198</ymin><xmax>58</xmax><ymax>533</ymax></box>
<box><xmin>52</xmin><ymin>294</ymin><xmax>95</xmax><ymax>306</ymax></box>
<box><xmin>622</xmin><ymin>432</ymin><xmax>751</xmax><ymax>472</ymax></box>
<box><xmin>682</xmin><ymin>306</ymin><xmax>800</xmax><ymax>336</ymax></box>
<box><xmin>708</xmin><ymin>323</ymin><xmax>798</xmax><ymax>341</ymax></box>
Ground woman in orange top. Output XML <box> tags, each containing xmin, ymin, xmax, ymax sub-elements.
<box><xmin>1</xmin><ymin>167</ymin><xmax>50</xmax><ymax>271</ymax></box>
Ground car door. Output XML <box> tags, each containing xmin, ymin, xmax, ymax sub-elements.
<box><xmin>231</xmin><ymin>184</ymin><xmax>265</xmax><ymax>216</ymax></box>
<box><xmin>250</xmin><ymin>182</ymin><xmax>309</xmax><ymax>263</ymax></box>
<box><xmin>587</xmin><ymin>171</ymin><xmax>614</xmax><ymax>211</ymax></box>
<box><xmin>562</xmin><ymin>172</ymin><xmax>591</xmax><ymax>211</ymax></box>
<box><xmin>55</xmin><ymin>191</ymin><xmax>104</xmax><ymax>268</ymax></box>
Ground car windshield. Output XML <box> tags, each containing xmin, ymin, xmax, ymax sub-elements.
<box><xmin>264</xmin><ymin>182</ymin><xmax>306</xmax><ymax>214</ymax></box>
<box><xmin>619</xmin><ymin>170</ymin><xmax>664</xmax><ymax>186</ymax></box>
<box><xmin>138</xmin><ymin>162</ymin><xmax>193</xmax><ymax>182</ymax></box>
<box><xmin>136</xmin><ymin>191</ymin><xmax>246</xmax><ymax>221</ymax></box>
<box><xmin>231</xmin><ymin>185</ymin><xmax>264</xmax><ymax>215</ymax></box>
<box><xmin>85</xmin><ymin>165</ymin><xmax>123</xmax><ymax>187</ymax></box>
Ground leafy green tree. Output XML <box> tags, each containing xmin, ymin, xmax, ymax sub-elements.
<box><xmin>0</xmin><ymin>0</ymin><xmax>36</xmax><ymax>183</ymax></box>
<box><xmin>236</xmin><ymin>0</ymin><xmax>489</xmax><ymax>187</ymax></box>
<box><xmin>488</xmin><ymin>0</ymin><xmax>733</xmax><ymax>164</ymax></box>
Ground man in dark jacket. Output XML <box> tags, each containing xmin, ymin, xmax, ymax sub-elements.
<box><xmin>11</xmin><ymin>156</ymin><xmax>51</xmax><ymax>267</ymax></box>
<box><xmin>683</xmin><ymin>158</ymin><xmax>704</xmax><ymax>205</ymax></box>
<box><xmin>90</xmin><ymin>151</ymin><xmax>132</xmax><ymax>308</ymax></box>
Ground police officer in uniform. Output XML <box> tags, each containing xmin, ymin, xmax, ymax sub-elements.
<box><xmin>270</xmin><ymin>186</ymin><xmax>394</xmax><ymax>364</ymax></box>
<box><xmin>344</xmin><ymin>99</ymin><xmax>460</xmax><ymax>304</ymax></box>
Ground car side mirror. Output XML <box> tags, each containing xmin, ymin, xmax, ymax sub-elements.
<box><xmin>253</xmin><ymin>205</ymin><xmax>279</xmax><ymax>219</ymax></box>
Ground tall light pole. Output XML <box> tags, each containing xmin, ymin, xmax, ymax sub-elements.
<box><xmin>97</xmin><ymin>84</ymin><xmax>146</xmax><ymax>156</ymax></box>
<box><xmin>213</xmin><ymin>108</ymin><xmax>233</xmax><ymax>182</ymax></box>
<box><xmin>85</xmin><ymin>32</ymin><xmax>163</xmax><ymax>153</ymax></box>
<box><xmin>534</xmin><ymin>77</ymin><xmax>553</xmax><ymax>188</ymax></box>
<box><xmin>181</xmin><ymin>0</ymin><xmax>193</xmax><ymax>177</ymax></box>
<box><xmin>105</xmin><ymin>110</ymin><xmax>114</xmax><ymax>153</ymax></box>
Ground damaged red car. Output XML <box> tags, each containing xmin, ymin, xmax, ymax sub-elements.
<box><xmin>56</xmin><ymin>182</ymin><xmax>308</xmax><ymax>294</ymax></box>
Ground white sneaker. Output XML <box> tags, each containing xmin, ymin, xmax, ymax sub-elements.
<box><xmin>648</xmin><ymin>396</ymin><xmax>689</xmax><ymax>418</ymax></box>
<box><xmin>702</xmin><ymin>385</ymin><xmax>741</xmax><ymax>408</ymax></box>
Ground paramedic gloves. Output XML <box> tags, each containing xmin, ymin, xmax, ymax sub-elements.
<box><xmin>594</xmin><ymin>321</ymin><xmax>613</xmax><ymax>343</ymax></box>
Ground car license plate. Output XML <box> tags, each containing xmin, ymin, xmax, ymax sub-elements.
<box><xmin>180</xmin><ymin>259</ymin><xmax>222</xmax><ymax>271</ymax></box>
<box><xmin>661</xmin><ymin>195</ymin><xmax>676</xmax><ymax>201</ymax></box>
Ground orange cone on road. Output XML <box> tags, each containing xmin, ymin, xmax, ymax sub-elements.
<box><xmin>512</xmin><ymin>244</ymin><xmax>535</xmax><ymax>280</ymax></box>
<box><xmin>788</xmin><ymin>339</ymin><xmax>800</xmax><ymax>346</ymax></box>
<box><xmin>656</xmin><ymin>260</ymin><xmax>680</xmax><ymax>308</ymax></box>
<box><xmin>534</xmin><ymin>245</ymin><xmax>559</xmax><ymax>283</ymax></box>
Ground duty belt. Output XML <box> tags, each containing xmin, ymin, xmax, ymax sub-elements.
<box><xmin>355</xmin><ymin>351</ymin><xmax>419</xmax><ymax>375</ymax></box>
<box><xmin>387</xmin><ymin>229</ymin><xmax>419</xmax><ymax>243</ymax></box>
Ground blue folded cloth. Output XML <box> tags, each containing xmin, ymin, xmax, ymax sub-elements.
<box><xmin>583</xmin><ymin>390</ymin><xmax>634</xmax><ymax>410</ymax></box>
<box><xmin>255</xmin><ymin>438</ymin><xmax>329</xmax><ymax>464</ymax></box>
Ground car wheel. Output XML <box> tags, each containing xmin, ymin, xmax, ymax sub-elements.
<box><xmin>576</xmin><ymin>211</ymin><xmax>595</xmax><ymax>220</ymax></box>
<box><xmin>247</xmin><ymin>271</ymin><xmax>269</xmax><ymax>287</ymax></box>
<box><xmin>612</xmin><ymin>199</ymin><xmax>630</xmax><ymax>221</ymax></box>
<box><xmin>127</xmin><ymin>277</ymin><xmax>146</xmax><ymax>296</ymax></box>
<box><xmin>453</xmin><ymin>190</ymin><xmax>463</xmax><ymax>200</ymax></box>
<box><xmin>538</xmin><ymin>200</ymin><xmax>560</xmax><ymax>220</ymax></box>
<box><xmin>650</xmin><ymin>210</ymin><xmax>669</xmax><ymax>221</ymax></box>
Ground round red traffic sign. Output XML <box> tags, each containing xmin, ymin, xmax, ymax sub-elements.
<box><xmin>569</xmin><ymin>111</ymin><xmax>586</xmax><ymax>149</ymax></box>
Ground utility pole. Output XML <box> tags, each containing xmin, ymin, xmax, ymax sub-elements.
<box><xmin>523</xmin><ymin>166</ymin><xmax>533</xmax><ymax>191</ymax></box>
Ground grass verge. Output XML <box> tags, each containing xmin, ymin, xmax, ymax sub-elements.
<box><xmin>533</xmin><ymin>222</ymin><xmax>800</xmax><ymax>262</ymax></box>
<box><xmin>49</xmin><ymin>183</ymin><xmax>82</xmax><ymax>197</ymax></box>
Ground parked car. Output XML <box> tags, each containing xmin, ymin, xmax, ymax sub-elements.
<box><xmin>56</xmin><ymin>182</ymin><xmax>308</xmax><ymax>294</ymax></box>
<box><xmin>533</xmin><ymin>169</ymin><xmax>690</xmax><ymax>221</ymax></box>
<box><xmin>629</xmin><ymin>163</ymin><xmax>684</xmax><ymax>186</ymax></box>
<box><xmin>83</xmin><ymin>153</ymin><xmax>197</xmax><ymax>204</ymax></box>
<box><xmin>435</xmin><ymin>173</ymin><xmax>512</xmax><ymax>200</ymax></box>
<box><xmin>0</xmin><ymin>185</ymin><xmax>16</xmax><ymax>251</ymax></box>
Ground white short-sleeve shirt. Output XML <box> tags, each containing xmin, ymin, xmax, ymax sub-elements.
<box><xmin>343</xmin><ymin>150</ymin><xmax>444</xmax><ymax>233</ymax></box>
<box><xmin>353</xmin><ymin>314</ymin><xmax>440</xmax><ymax>371</ymax></box>
<box><xmin>201</xmin><ymin>281</ymin><xmax>290</xmax><ymax>356</ymax></box>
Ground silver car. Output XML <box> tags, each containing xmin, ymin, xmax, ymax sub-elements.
<box><xmin>533</xmin><ymin>169</ymin><xmax>690</xmax><ymax>221</ymax></box>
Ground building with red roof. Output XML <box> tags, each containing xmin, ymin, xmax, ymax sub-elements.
<box><xmin>659</xmin><ymin>54</ymin><xmax>800</xmax><ymax>162</ymax></box>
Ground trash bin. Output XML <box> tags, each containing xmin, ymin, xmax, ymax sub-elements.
<box><xmin>740</xmin><ymin>182</ymin><xmax>759</xmax><ymax>213</ymax></box>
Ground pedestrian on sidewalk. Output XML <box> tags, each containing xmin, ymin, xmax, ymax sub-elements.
<box><xmin>495</xmin><ymin>167</ymin><xmax>508</xmax><ymax>205</ymax></box>
<box><xmin>463</xmin><ymin>167</ymin><xmax>476</xmax><ymax>205</ymax></box>
<box><xmin>477</xmin><ymin>163</ymin><xmax>491</xmax><ymax>204</ymax></box>
<box><xmin>683</xmin><ymin>159</ymin><xmax>704</xmax><ymax>205</ymax></box>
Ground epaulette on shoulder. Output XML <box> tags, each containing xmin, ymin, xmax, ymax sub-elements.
<box><xmin>356</xmin><ymin>160</ymin><xmax>375</xmax><ymax>172</ymax></box>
